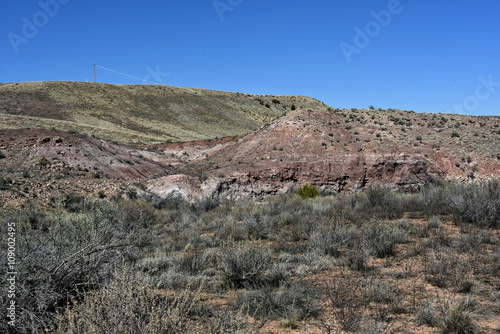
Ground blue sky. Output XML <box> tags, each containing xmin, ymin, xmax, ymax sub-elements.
<box><xmin>1</xmin><ymin>0</ymin><xmax>499</xmax><ymax>116</ymax></box>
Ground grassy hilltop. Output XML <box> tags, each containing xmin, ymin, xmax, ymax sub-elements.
<box><xmin>0</xmin><ymin>81</ymin><xmax>328</xmax><ymax>144</ymax></box>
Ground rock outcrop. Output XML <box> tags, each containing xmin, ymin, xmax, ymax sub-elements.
<box><xmin>145</xmin><ymin>109</ymin><xmax>500</xmax><ymax>201</ymax></box>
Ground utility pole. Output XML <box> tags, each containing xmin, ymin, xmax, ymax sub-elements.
<box><xmin>93</xmin><ymin>64</ymin><xmax>96</xmax><ymax>83</ymax></box>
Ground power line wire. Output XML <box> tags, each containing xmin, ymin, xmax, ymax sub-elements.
<box><xmin>95</xmin><ymin>65</ymin><xmax>158</xmax><ymax>85</ymax></box>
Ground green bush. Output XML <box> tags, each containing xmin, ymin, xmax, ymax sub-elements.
<box><xmin>296</xmin><ymin>185</ymin><xmax>319</xmax><ymax>199</ymax></box>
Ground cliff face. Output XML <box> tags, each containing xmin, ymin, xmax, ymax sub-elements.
<box><xmin>146</xmin><ymin>109</ymin><xmax>500</xmax><ymax>200</ymax></box>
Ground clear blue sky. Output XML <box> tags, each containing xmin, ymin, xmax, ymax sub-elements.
<box><xmin>1</xmin><ymin>0</ymin><xmax>499</xmax><ymax>116</ymax></box>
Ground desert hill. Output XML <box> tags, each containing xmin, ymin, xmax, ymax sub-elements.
<box><xmin>147</xmin><ymin>108</ymin><xmax>500</xmax><ymax>200</ymax></box>
<box><xmin>2</xmin><ymin>84</ymin><xmax>499</xmax><ymax>334</ymax></box>
<box><xmin>1</xmin><ymin>82</ymin><xmax>499</xmax><ymax>204</ymax></box>
<box><xmin>0</xmin><ymin>81</ymin><xmax>327</xmax><ymax>144</ymax></box>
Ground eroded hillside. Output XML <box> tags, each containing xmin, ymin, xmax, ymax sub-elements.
<box><xmin>1</xmin><ymin>82</ymin><xmax>499</xmax><ymax>204</ymax></box>
<box><xmin>147</xmin><ymin>108</ymin><xmax>500</xmax><ymax>200</ymax></box>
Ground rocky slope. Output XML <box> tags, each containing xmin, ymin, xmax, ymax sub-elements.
<box><xmin>1</xmin><ymin>82</ymin><xmax>499</xmax><ymax>203</ymax></box>
<box><xmin>145</xmin><ymin>108</ymin><xmax>500</xmax><ymax>200</ymax></box>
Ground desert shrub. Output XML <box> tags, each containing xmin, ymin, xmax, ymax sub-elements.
<box><xmin>309</xmin><ymin>220</ymin><xmax>358</xmax><ymax>256</ymax></box>
<box><xmin>365</xmin><ymin>184</ymin><xmax>392</xmax><ymax>208</ymax></box>
<box><xmin>139</xmin><ymin>190</ymin><xmax>185</xmax><ymax>210</ymax></box>
<box><xmin>417</xmin><ymin>185</ymin><xmax>453</xmax><ymax>217</ymax></box>
<box><xmin>51</xmin><ymin>271</ymin><xmax>203</xmax><ymax>334</ymax></box>
<box><xmin>427</xmin><ymin>215</ymin><xmax>444</xmax><ymax>229</ymax></box>
<box><xmin>61</xmin><ymin>191</ymin><xmax>88</xmax><ymax>212</ymax></box>
<box><xmin>242</xmin><ymin>215</ymin><xmax>271</xmax><ymax>240</ymax></box>
<box><xmin>395</xmin><ymin>217</ymin><xmax>410</xmax><ymax>231</ymax></box>
<box><xmin>331</xmin><ymin>188</ymin><xmax>409</xmax><ymax>223</ymax></box>
<box><xmin>437</xmin><ymin>298</ymin><xmax>478</xmax><ymax>334</ymax></box>
<box><xmin>0</xmin><ymin>199</ymin><xmax>152</xmax><ymax>333</ymax></box>
<box><xmin>456</xmin><ymin>228</ymin><xmax>491</xmax><ymax>253</ymax></box>
<box><xmin>127</xmin><ymin>188</ymin><xmax>138</xmax><ymax>199</ymax></box>
<box><xmin>264</xmin><ymin>262</ymin><xmax>291</xmax><ymax>287</ymax></box>
<box><xmin>361</xmin><ymin>219</ymin><xmax>408</xmax><ymax>258</ymax></box>
<box><xmin>139</xmin><ymin>252</ymin><xmax>173</xmax><ymax>276</ymax></box>
<box><xmin>327</xmin><ymin>191</ymin><xmax>368</xmax><ymax>223</ymax></box>
<box><xmin>363</xmin><ymin>184</ymin><xmax>406</xmax><ymax>219</ymax></box>
<box><xmin>233</xmin><ymin>284</ymin><xmax>317</xmax><ymax>321</ymax></box>
<box><xmin>26</xmin><ymin>210</ymin><xmax>51</xmax><ymax>231</ymax></box>
<box><xmin>422</xmin><ymin>249</ymin><xmax>471</xmax><ymax>290</ymax></box>
<box><xmin>361</xmin><ymin>277</ymin><xmax>401</xmax><ymax>304</ymax></box>
<box><xmin>192</xmin><ymin>196</ymin><xmax>223</xmax><ymax>213</ymax></box>
<box><xmin>447</xmin><ymin>180</ymin><xmax>500</xmax><ymax>228</ymax></box>
<box><xmin>344</xmin><ymin>248</ymin><xmax>370</xmax><ymax>271</ymax></box>
<box><xmin>416</xmin><ymin>302</ymin><xmax>438</xmax><ymax>327</ymax></box>
<box><xmin>322</xmin><ymin>275</ymin><xmax>363</xmax><ymax>332</ymax></box>
<box><xmin>296</xmin><ymin>184</ymin><xmax>319</xmax><ymax>199</ymax></box>
<box><xmin>423</xmin><ymin>250</ymin><xmax>452</xmax><ymax>288</ymax></box>
<box><xmin>143</xmin><ymin>249</ymin><xmax>217</xmax><ymax>284</ymax></box>
<box><xmin>214</xmin><ymin>219</ymin><xmax>248</xmax><ymax>242</ymax></box>
<box><xmin>122</xmin><ymin>199</ymin><xmax>160</xmax><ymax>229</ymax></box>
<box><xmin>0</xmin><ymin>176</ymin><xmax>12</xmax><ymax>190</ymax></box>
<box><xmin>173</xmin><ymin>251</ymin><xmax>216</xmax><ymax>276</ymax></box>
<box><xmin>218</xmin><ymin>243</ymin><xmax>273</xmax><ymax>288</ymax></box>
<box><xmin>19</xmin><ymin>168</ymin><xmax>29</xmax><ymax>178</ymax></box>
<box><xmin>208</xmin><ymin>308</ymin><xmax>250</xmax><ymax>333</ymax></box>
